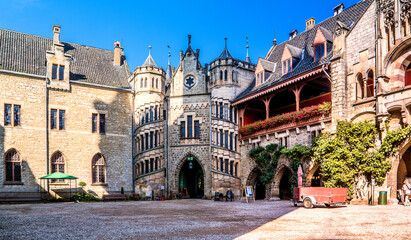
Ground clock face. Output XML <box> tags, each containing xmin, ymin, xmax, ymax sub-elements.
<box><xmin>184</xmin><ymin>76</ymin><xmax>196</xmax><ymax>89</ymax></box>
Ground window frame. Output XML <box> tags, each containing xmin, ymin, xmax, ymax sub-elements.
<box><xmin>4</xmin><ymin>104</ymin><xmax>21</xmax><ymax>127</ymax></box>
<box><xmin>282</xmin><ymin>58</ymin><xmax>292</xmax><ymax>75</ymax></box>
<box><xmin>314</xmin><ymin>42</ymin><xmax>326</xmax><ymax>61</ymax></box>
<box><xmin>58</xmin><ymin>65</ymin><xmax>65</xmax><ymax>80</ymax></box>
<box><xmin>92</xmin><ymin>154</ymin><xmax>106</xmax><ymax>184</ymax></box>
<box><xmin>4</xmin><ymin>149</ymin><xmax>22</xmax><ymax>183</ymax></box>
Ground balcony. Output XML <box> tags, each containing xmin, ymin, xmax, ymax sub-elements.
<box><xmin>239</xmin><ymin>102</ymin><xmax>331</xmax><ymax>139</ymax></box>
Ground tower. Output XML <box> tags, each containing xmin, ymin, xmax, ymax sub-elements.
<box><xmin>130</xmin><ymin>46</ymin><xmax>166</xmax><ymax>196</ymax></box>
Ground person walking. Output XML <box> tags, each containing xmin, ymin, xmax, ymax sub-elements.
<box><xmin>403</xmin><ymin>179</ymin><xmax>410</xmax><ymax>206</ymax></box>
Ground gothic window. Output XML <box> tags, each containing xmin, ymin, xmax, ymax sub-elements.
<box><xmin>155</xmin><ymin>157</ymin><xmax>159</xmax><ymax>170</ymax></box>
<box><xmin>5</xmin><ymin>149</ymin><xmax>21</xmax><ymax>183</ymax></box>
<box><xmin>152</xmin><ymin>78</ymin><xmax>154</xmax><ymax>88</ymax></box>
<box><xmin>224</xmin><ymin>104</ymin><xmax>228</xmax><ymax>119</ymax></box>
<box><xmin>232</xmin><ymin>71</ymin><xmax>235</xmax><ymax>82</ymax></box>
<box><xmin>235</xmin><ymin>162</ymin><xmax>238</xmax><ymax>177</ymax></box>
<box><xmin>229</xmin><ymin>106</ymin><xmax>233</xmax><ymax>122</ymax></box>
<box><xmin>144</xmin><ymin>78</ymin><xmax>147</xmax><ymax>87</ymax></box>
<box><xmin>367</xmin><ymin>70</ymin><xmax>374</xmax><ymax>97</ymax></box>
<box><xmin>141</xmin><ymin>135</ymin><xmax>144</xmax><ymax>151</ymax></box>
<box><xmin>220</xmin><ymin>70</ymin><xmax>223</xmax><ymax>80</ymax></box>
<box><xmin>156</xmin><ymin>78</ymin><xmax>159</xmax><ymax>88</ymax></box>
<box><xmin>51</xmin><ymin>152</ymin><xmax>64</xmax><ymax>182</ymax></box>
<box><xmin>215</xmin><ymin>102</ymin><xmax>218</xmax><ymax>118</ymax></box>
<box><xmin>150</xmin><ymin>107</ymin><xmax>153</xmax><ymax>122</ymax></box>
<box><xmin>224</xmin><ymin>70</ymin><xmax>227</xmax><ymax>81</ymax></box>
<box><xmin>234</xmin><ymin>108</ymin><xmax>237</xmax><ymax>123</ymax></box>
<box><xmin>154</xmin><ymin>106</ymin><xmax>158</xmax><ymax>120</ymax></box>
<box><xmin>230</xmin><ymin>161</ymin><xmax>234</xmax><ymax>175</ymax></box>
<box><xmin>92</xmin><ymin>154</ymin><xmax>105</xmax><ymax>184</ymax></box>
<box><xmin>150</xmin><ymin>158</ymin><xmax>154</xmax><ymax>172</ymax></box>
<box><xmin>155</xmin><ymin>130</ymin><xmax>158</xmax><ymax>147</ymax></box>
<box><xmin>234</xmin><ymin>135</ymin><xmax>238</xmax><ymax>152</ymax></box>
<box><xmin>145</xmin><ymin>160</ymin><xmax>149</xmax><ymax>173</ymax></box>
<box><xmin>140</xmin><ymin>78</ymin><xmax>143</xmax><ymax>88</ymax></box>
<box><xmin>356</xmin><ymin>73</ymin><xmax>364</xmax><ymax>100</ymax></box>
<box><xmin>141</xmin><ymin>162</ymin><xmax>144</xmax><ymax>174</ymax></box>
<box><xmin>145</xmin><ymin>109</ymin><xmax>149</xmax><ymax>123</ymax></box>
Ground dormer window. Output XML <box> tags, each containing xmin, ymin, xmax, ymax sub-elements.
<box><xmin>314</xmin><ymin>43</ymin><xmax>326</xmax><ymax>61</ymax></box>
<box><xmin>52</xmin><ymin>64</ymin><xmax>65</xmax><ymax>80</ymax></box>
<box><xmin>282</xmin><ymin>58</ymin><xmax>292</xmax><ymax>74</ymax></box>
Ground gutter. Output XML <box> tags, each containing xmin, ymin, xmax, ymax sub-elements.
<box><xmin>0</xmin><ymin>69</ymin><xmax>45</xmax><ymax>79</ymax></box>
<box><xmin>45</xmin><ymin>68</ymin><xmax>49</xmax><ymax>194</ymax></box>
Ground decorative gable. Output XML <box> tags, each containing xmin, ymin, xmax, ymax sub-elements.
<box><xmin>46</xmin><ymin>25</ymin><xmax>72</xmax><ymax>90</ymax></box>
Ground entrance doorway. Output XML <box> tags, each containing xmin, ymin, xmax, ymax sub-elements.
<box><xmin>179</xmin><ymin>157</ymin><xmax>204</xmax><ymax>198</ymax></box>
<box><xmin>398</xmin><ymin>148</ymin><xmax>411</xmax><ymax>195</ymax></box>
<box><xmin>311</xmin><ymin>167</ymin><xmax>323</xmax><ymax>187</ymax></box>
<box><xmin>279</xmin><ymin>169</ymin><xmax>293</xmax><ymax>200</ymax></box>
<box><xmin>247</xmin><ymin>169</ymin><xmax>266</xmax><ymax>200</ymax></box>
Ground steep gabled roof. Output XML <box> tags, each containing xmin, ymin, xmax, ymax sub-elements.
<box><xmin>233</xmin><ymin>0</ymin><xmax>372</xmax><ymax>102</ymax></box>
<box><xmin>0</xmin><ymin>27</ymin><xmax>131</xmax><ymax>88</ymax></box>
<box><xmin>142</xmin><ymin>47</ymin><xmax>157</xmax><ymax>67</ymax></box>
<box><xmin>218</xmin><ymin>38</ymin><xmax>233</xmax><ymax>59</ymax></box>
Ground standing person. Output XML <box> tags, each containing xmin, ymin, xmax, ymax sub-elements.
<box><xmin>403</xmin><ymin>179</ymin><xmax>410</xmax><ymax>206</ymax></box>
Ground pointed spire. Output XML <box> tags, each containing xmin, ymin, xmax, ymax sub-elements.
<box><xmin>273</xmin><ymin>30</ymin><xmax>277</xmax><ymax>46</ymax></box>
<box><xmin>166</xmin><ymin>45</ymin><xmax>172</xmax><ymax>81</ymax></box>
<box><xmin>245</xmin><ymin>36</ymin><xmax>251</xmax><ymax>63</ymax></box>
<box><xmin>218</xmin><ymin>37</ymin><xmax>233</xmax><ymax>59</ymax></box>
<box><xmin>142</xmin><ymin>45</ymin><xmax>157</xmax><ymax>67</ymax></box>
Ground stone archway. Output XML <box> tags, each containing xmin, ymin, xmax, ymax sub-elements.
<box><xmin>306</xmin><ymin>164</ymin><xmax>322</xmax><ymax>187</ymax></box>
<box><xmin>273</xmin><ymin>164</ymin><xmax>294</xmax><ymax>200</ymax></box>
<box><xmin>246</xmin><ymin>167</ymin><xmax>266</xmax><ymax>200</ymax></box>
<box><xmin>175</xmin><ymin>153</ymin><xmax>205</xmax><ymax>199</ymax></box>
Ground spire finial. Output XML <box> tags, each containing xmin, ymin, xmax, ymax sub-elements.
<box><xmin>188</xmin><ymin>35</ymin><xmax>192</xmax><ymax>46</ymax></box>
<box><xmin>273</xmin><ymin>30</ymin><xmax>277</xmax><ymax>46</ymax></box>
<box><xmin>225</xmin><ymin>37</ymin><xmax>228</xmax><ymax>48</ymax></box>
<box><xmin>148</xmin><ymin>45</ymin><xmax>152</xmax><ymax>56</ymax></box>
<box><xmin>246</xmin><ymin>36</ymin><xmax>249</xmax><ymax>58</ymax></box>
<box><xmin>167</xmin><ymin>45</ymin><xmax>171</xmax><ymax>65</ymax></box>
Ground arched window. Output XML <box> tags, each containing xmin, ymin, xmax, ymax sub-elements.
<box><xmin>220</xmin><ymin>70</ymin><xmax>223</xmax><ymax>80</ymax></box>
<box><xmin>5</xmin><ymin>149</ymin><xmax>21</xmax><ymax>182</ymax></box>
<box><xmin>224</xmin><ymin>70</ymin><xmax>227</xmax><ymax>81</ymax></box>
<box><xmin>51</xmin><ymin>152</ymin><xmax>65</xmax><ymax>182</ymax></box>
<box><xmin>144</xmin><ymin>77</ymin><xmax>147</xmax><ymax>87</ymax></box>
<box><xmin>92</xmin><ymin>154</ymin><xmax>105</xmax><ymax>184</ymax></box>
<box><xmin>156</xmin><ymin>78</ymin><xmax>159</xmax><ymax>88</ymax></box>
<box><xmin>140</xmin><ymin>78</ymin><xmax>143</xmax><ymax>88</ymax></box>
<box><xmin>356</xmin><ymin>73</ymin><xmax>364</xmax><ymax>100</ymax></box>
<box><xmin>141</xmin><ymin>162</ymin><xmax>144</xmax><ymax>175</ymax></box>
<box><xmin>405</xmin><ymin>63</ymin><xmax>411</xmax><ymax>86</ymax></box>
<box><xmin>232</xmin><ymin>71</ymin><xmax>235</xmax><ymax>82</ymax></box>
<box><xmin>367</xmin><ymin>70</ymin><xmax>374</xmax><ymax>97</ymax></box>
<box><xmin>152</xmin><ymin>78</ymin><xmax>154</xmax><ymax>88</ymax></box>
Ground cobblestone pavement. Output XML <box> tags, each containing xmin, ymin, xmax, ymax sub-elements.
<box><xmin>0</xmin><ymin>200</ymin><xmax>410</xmax><ymax>240</ymax></box>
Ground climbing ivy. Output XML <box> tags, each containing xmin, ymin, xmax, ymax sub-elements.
<box><xmin>249</xmin><ymin>144</ymin><xmax>283</xmax><ymax>185</ymax></box>
<box><xmin>311</xmin><ymin>121</ymin><xmax>391</xmax><ymax>198</ymax></box>
<box><xmin>281</xmin><ymin>144</ymin><xmax>311</xmax><ymax>190</ymax></box>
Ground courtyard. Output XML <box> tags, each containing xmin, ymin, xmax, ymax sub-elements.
<box><xmin>0</xmin><ymin>199</ymin><xmax>410</xmax><ymax>239</ymax></box>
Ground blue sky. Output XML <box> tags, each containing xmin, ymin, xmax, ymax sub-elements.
<box><xmin>0</xmin><ymin>0</ymin><xmax>360</xmax><ymax>71</ymax></box>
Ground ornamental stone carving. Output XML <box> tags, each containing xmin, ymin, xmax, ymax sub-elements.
<box><xmin>400</xmin><ymin>0</ymin><xmax>411</xmax><ymax>21</ymax></box>
<box><xmin>380</xmin><ymin>0</ymin><xmax>395</xmax><ymax>27</ymax></box>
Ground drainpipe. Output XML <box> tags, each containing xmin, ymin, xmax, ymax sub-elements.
<box><xmin>45</xmin><ymin>67</ymin><xmax>49</xmax><ymax>193</ymax></box>
<box><xmin>165</xmin><ymin>96</ymin><xmax>169</xmax><ymax>199</ymax></box>
<box><xmin>131</xmin><ymin>87</ymin><xmax>135</xmax><ymax>194</ymax></box>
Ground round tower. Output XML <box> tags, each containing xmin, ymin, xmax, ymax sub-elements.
<box><xmin>129</xmin><ymin>46</ymin><xmax>166</xmax><ymax>196</ymax></box>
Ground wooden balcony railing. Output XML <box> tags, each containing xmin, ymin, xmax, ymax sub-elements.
<box><xmin>239</xmin><ymin>102</ymin><xmax>331</xmax><ymax>138</ymax></box>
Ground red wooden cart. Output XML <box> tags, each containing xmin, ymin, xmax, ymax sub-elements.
<box><xmin>293</xmin><ymin>187</ymin><xmax>348</xmax><ymax>208</ymax></box>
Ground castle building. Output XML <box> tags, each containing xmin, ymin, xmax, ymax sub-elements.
<box><xmin>1</xmin><ymin>0</ymin><xmax>411</xmax><ymax>204</ymax></box>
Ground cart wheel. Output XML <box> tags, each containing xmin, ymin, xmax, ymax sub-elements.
<box><xmin>324</xmin><ymin>203</ymin><xmax>330</xmax><ymax>207</ymax></box>
<box><xmin>293</xmin><ymin>200</ymin><xmax>297</xmax><ymax>207</ymax></box>
<box><xmin>303</xmin><ymin>198</ymin><xmax>313</xmax><ymax>209</ymax></box>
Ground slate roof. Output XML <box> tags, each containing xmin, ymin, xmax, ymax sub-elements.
<box><xmin>233</xmin><ymin>0</ymin><xmax>372</xmax><ymax>102</ymax></box>
<box><xmin>0</xmin><ymin>27</ymin><xmax>131</xmax><ymax>88</ymax></box>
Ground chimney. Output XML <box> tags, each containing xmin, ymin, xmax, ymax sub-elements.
<box><xmin>114</xmin><ymin>41</ymin><xmax>121</xmax><ymax>66</ymax></box>
<box><xmin>53</xmin><ymin>24</ymin><xmax>61</xmax><ymax>44</ymax></box>
<box><xmin>289</xmin><ymin>30</ymin><xmax>298</xmax><ymax>40</ymax></box>
<box><xmin>306</xmin><ymin>17</ymin><xmax>315</xmax><ymax>31</ymax></box>
<box><xmin>334</xmin><ymin>3</ymin><xmax>345</xmax><ymax>16</ymax></box>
